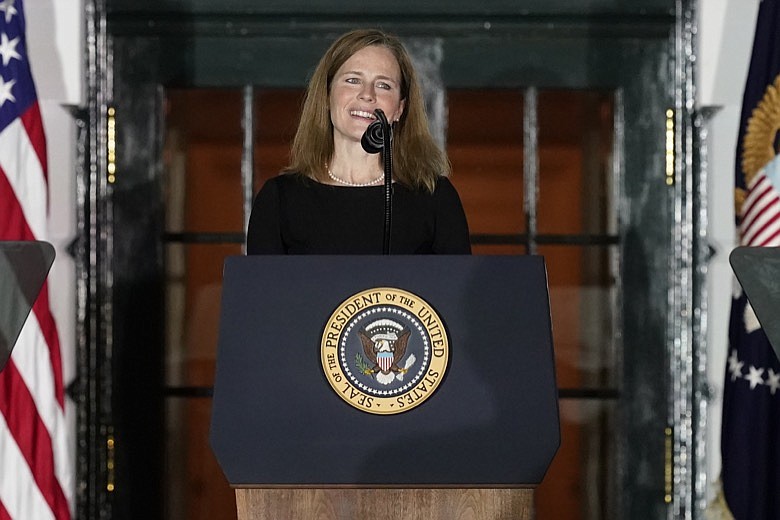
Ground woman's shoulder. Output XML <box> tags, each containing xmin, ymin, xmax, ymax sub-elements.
<box><xmin>264</xmin><ymin>171</ymin><xmax>305</xmax><ymax>186</ymax></box>
<box><xmin>432</xmin><ymin>175</ymin><xmax>461</xmax><ymax>199</ymax></box>
<box><xmin>260</xmin><ymin>172</ymin><xmax>319</xmax><ymax>193</ymax></box>
<box><xmin>434</xmin><ymin>175</ymin><xmax>456</xmax><ymax>189</ymax></box>
<box><xmin>398</xmin><ymin>174</ymin><xmax>455</xmax><ymax>195</ymax></box>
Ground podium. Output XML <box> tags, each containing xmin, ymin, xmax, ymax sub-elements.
<box><xmin>730</xmin><ymin>246</ymin><xmax>780</xmax><ymax>358</ymax></box>
<box><xmin>0</xmin><ymin>241</ymin><xmax>55</xmax><ymax>372</ymax></box>
<box><xmin>211</xmin><ymin>255</ymin><xmax>560</xmax><ymax>519</ymax></box>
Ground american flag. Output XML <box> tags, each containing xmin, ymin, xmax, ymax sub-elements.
<box><xmin>720</xmin><ymin>0</ymin><xmax>780</xmax><ymax>518</ymax></box>
<box><xmin>0</xmin><ymin>1</ymin><xmax>73</xmax><ymax>518</ymax></box>
<box><xmin>739</xmin><ymin>170</ymin><xmax>780</xmax><ymax>247</ymax></box>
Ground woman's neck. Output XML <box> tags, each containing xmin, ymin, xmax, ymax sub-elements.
<box><xmin>328</xmin><ymin>141</ymin><xmax>384</xmax><ymax>186</ymax></box>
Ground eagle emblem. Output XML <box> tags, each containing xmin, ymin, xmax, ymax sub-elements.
<box><xmin>357</xmin><ymin>319</ymin><xmax>416</xmax><ymax>385</ymax></box>
<box><xmin>738</xmin><ymin>73</ymin><xmax>780</xmax><ymax>218</ymax></box>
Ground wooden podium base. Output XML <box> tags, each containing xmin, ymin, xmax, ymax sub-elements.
<box><xmin>236</xmin><ymin>488</ymin><xmax>533</xmax><ymax>520</ymax></box>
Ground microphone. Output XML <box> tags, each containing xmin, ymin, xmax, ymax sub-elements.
<box><xmin>358</xmin><ymin>108</ymin><xmax>394</xmax><ymax>254</ymax></box>
<box><xmin>361</xmin><ymin>109</ymin><xmax>389</xmax><ymax>154</ymax></box>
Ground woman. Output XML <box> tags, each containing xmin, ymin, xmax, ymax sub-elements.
<box><xmin>246</xmin><ymin>29</ymin><xmax>471</xmax><ymax>254</ymax></box>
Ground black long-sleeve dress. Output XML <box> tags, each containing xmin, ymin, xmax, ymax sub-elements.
<box><xmin>246</xmin><ymin>173</ymin><xmax>471</xmax><ymax>255</ymax></box>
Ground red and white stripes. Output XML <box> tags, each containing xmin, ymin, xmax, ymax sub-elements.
<box><xmin>0</xmin><ymin>105</ymin><xmax>72</xmax><ymax>518</ymax></box>
<box><xmin>739</xmin><ymin>168</ymin><xmax>780</xmax><ymax>247</ymax></box>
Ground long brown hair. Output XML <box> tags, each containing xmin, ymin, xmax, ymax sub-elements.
<box><xmin>283</xmin><ymin>29</ymin><xmax>449</xmax><ymax>192</ymax></box>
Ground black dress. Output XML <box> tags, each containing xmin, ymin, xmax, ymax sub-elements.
<box><xmin>246</xmin><ymin>173</ymin><xmax>471</xmax><ymax>254</ymax></box>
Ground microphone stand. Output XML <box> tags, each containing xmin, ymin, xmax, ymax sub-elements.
<box><xmin>380</xmin><ymin>116</ymin><xmax>392</xmax><ymax>256</ymax></box>
<box><xmin>361</xmin><ymin>109</ymin><xmax>393</xmax><ymax>255</ymax></box>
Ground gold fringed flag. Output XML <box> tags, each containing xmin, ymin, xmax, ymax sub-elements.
<box><xmin>721</xmin><ymin>1</ymin><xmax>780</xmax><ymax>518</ymax></box>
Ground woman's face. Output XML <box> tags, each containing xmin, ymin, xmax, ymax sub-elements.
<box><xmin>329</xmin><ymin>45</ymin><xmax>406</xmax><ymax>147</ymax></box>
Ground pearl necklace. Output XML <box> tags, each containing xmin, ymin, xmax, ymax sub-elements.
<box><xmin>326</xmin><ymin>164</ymin><xmax>384</xmax><ymax>187</ymax></box>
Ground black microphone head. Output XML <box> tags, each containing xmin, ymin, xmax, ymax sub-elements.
<box><xmin>361</xmin><ymin>119</ymin><xmax>384</xmax><ymax>154</ymax></box>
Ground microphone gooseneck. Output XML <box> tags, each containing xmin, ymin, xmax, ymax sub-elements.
<box><xmin>360</xmin><ymin>109</ymin><xmax>393</xmax><ymax>255</ymax></box>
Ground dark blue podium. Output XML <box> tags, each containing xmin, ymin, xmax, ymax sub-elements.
<box><xmin>730</xmin><ymin>246</ymin><xmax>780</xmax><ymax>359</ymax></box>
<box><xmin>210</xmin><ymin>255</ymin><xmax>559</xmax><ymax>519</ymax></box>
<box><xmin>0</xmin><ymin>241</ymin><xmax>55</xmax><ymax>373</ymax></box>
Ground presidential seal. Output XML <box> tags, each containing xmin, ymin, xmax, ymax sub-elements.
<box><xmin>321</xmin><ymin>287</ymin><xmax>449</xmax><ymax>415</ymax></box>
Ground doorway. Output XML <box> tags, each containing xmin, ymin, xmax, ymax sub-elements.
<box><xmin>82</xmin><ymin>3</ymin><xmax>701</xmax><ymax>518</ymax></box>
